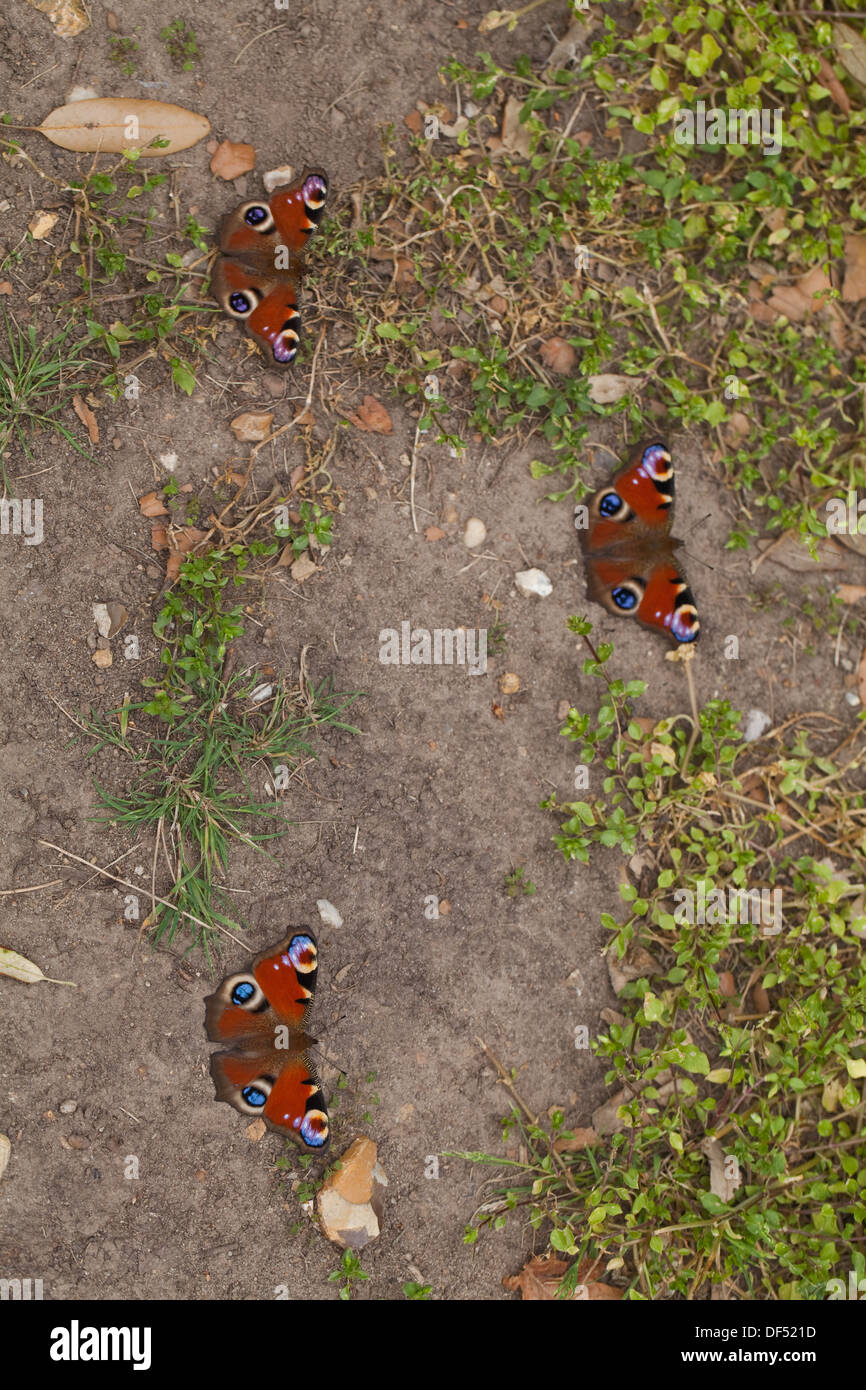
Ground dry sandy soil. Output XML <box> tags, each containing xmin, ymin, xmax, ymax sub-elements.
<box><xmin>0</xmin><ymin>0</ymin><xmax>848</xmax><ymax>1300</ymax></box>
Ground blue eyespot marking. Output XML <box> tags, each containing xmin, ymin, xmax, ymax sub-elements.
<box><xmin>599</xmin><ymin>491</ymin><xmax>622</xmax><ymax>518</ymax></box>
<box><xmin>286</xmin><ymin>934</ymin><xmax>316</xmax><ymax>971</ymax></box>
<box><xmin>231</xmin><ymin>980</ymin><xmax>255</xmax><ymax>1005</ymax></box>
<box><xmin>242</xmin><ymin>1086</ymin><xmax>267</xmax><ymax>1108</ymax></box>
<box><xmin>612</xmin><ymin>586</ymin><xmax>638</xmax><ymax>611</ymax></box>
<box><xmin>299</xmin><ymin>1110</ymin><xmax>329</xmax><ymax>1147</ymax></box>
<box><xmin>244</xmin><ymin>206</ymin><xmax>268</xmax><ymax>225</ymax></box>
<box><xmin>229</xmin><ymin>291</ymin><xmax>251</xmax><ymax>314</ymax></box>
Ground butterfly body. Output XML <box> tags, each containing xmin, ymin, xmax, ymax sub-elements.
<box><xmin>578</xmin><ymin>441</ymin><xmax>699</xmax><ymax>644</ymax></box>
<box><xmin>204</xmin><ymin>931</ymin><xmax>329</xmax><ymax>1152</ymax></box>
<box><xmin>211</xmin><ymin>169</ymin><xmax>328</xmax><ymax>367</ymax></box>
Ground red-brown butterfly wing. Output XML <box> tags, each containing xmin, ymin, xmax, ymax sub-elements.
<box><xmin>579</xmin><ymin>441</ymin><xmax>700</xmax><ymax>644</ymax></box>
<box><xmin>211</xmin><ymin>258</ymin><xmax>301</xmax><ymax>366</ymax></box>
<box><xmin>204</xmin><ymin>932</ymin><xmax>329</xmax><ymax>1151</ymax></box>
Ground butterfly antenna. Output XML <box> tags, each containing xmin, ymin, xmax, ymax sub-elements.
<box><xmin>681</xmin><ymin>513</ymin><xmax>715</xmax><ymax>571</ymax></box>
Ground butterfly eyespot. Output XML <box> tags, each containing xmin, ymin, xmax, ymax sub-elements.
<box><xmin>611</xmin><ymin>580</ymin><xmax>644</xmax><ymax>612</ymax></box>
<box><xmin>598</xmin><ymin>490</ymin><xmax>625</xmax><ymax>519</ymax></box>
<box><xmin>243</xmin><ymin>204</ymin><xmax>274</xmax><ymax>231</ymax></box>
<box><xmin>302</xmin><ymin>174</ymin><xmax>328</xmax><ymax>210</ymax></box>
<box><xmin>272</xmin><ymin>318</ymin><xmax>301</xmax><ymax>365</ymax></box>
<box><xmin>641</xmin><ymin>442</ymin><xmax>673</xmax><ymax>484</ymax></box>
<box><xmin>226</xmin><ymin>974</ymin><xmax>267</xmax><ymax>1010</ymax></box>
<box><xmin>241</xmin><ymin>1082</ymin><xmax>270</xmax><ymax>1109</ymax></box>
<box><xmin>299</xmin><ymin>1109</ymin><xmax>329</xmax><ymax>1148</ymax></box>
<box><xmin>286</xmin><ymin>933</ymin><xmax>317</xmax><ymax>974</ymax></box>
<box><xmin>226</xmin><ymin>288</ymin><xmax>260</xmax><ymax>319</ymax></box>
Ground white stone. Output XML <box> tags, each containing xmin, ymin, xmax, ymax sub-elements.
<box><xmin>743</xmin><ymin>708</ymin><xmax>772</xmax><ymax>742</ymax></box>
<box><xmin>317</xmin><ymin>899</ymin><xmax>343</xmax><ymax>929</ymax></box>
<box><xmin>463</xmin><ymin>517</ymin><xmax>487</xmax><ymax>548</ymax></box>
<box><xmin>515</xmin><ymin>567</ymin><xmax>552</xmax><ymax>598</ymax></box>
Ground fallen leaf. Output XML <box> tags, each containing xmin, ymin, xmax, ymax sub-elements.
<box><xmin>26</xmin><ymin>0</ymin><xmax>89</xmax><ymax>38</ymax></box>
<box><xmin>39</xmin><ymin>98</ymin><xmax>210</xmax><ymax>156</ymax></box>
<box><xmin>701</xmin><ymin>1137</ymin><xmax>742</xmax><ymax>1202</ymax></box>
<box><xmin>751</xmin><ymin>984</ymin><xmax>771</xmax><ymax>1015</ymax></box>
<box><xmin>546</xmin><ymin>18</ymin><xmax>590</xmax><ymax>73</ymax></box>
<box><xmin>552</xmin><ymin>1127</ymin><xmax>598</xmax><ymax>1154</ymax></box>
<box><xmin>587</xmin><ymin>373</ymin><xmax>639</xmax><ymax>404</ymax></box>
<box><xmin>346</xmin><ymin>396</ymin><xmax>393</xmax><ymax>433</ymax></box>
<box><xmin>404</xmin><ymin>110</ymin><xmax>423</xmax><ymax>135</ymax></box>
<box><xmin>293</xmin><ymin>407</ymin><xmax>315</xmax><ymax>428</ymax></box>
<box><xmin>540</xmin><ymin>337</ymin><xmax>576</xmax><ymax>373</ymax></box>
<box><xmin>245</xmin><ymin>1118</ymin><xmax>267</xmax><ymax>1142</ymax></box>
<box><xmin>0</xmin><ymin>282</ymin><xmax>12</xmax><ymax>295</ymax></box>
<box><xmin>858</xmin><ymin>646</ymin><xmax>866</xmax><ymax>704</ymax></box>
<box><xmin>72</xmin><ymin>393</ymin><xmax>99</xmax><ymax>444</ymax></box>
<box><xmin>834</xmin><ymin>21</ymin><xmax>866</xmax><ymax>89</ymax></box>
<box><xmin>842</xmin><ymin>235</ymin><xmax>866</xmax><ymax>303</ymax></box>
<box><xmin>92</xmin><ymin>648</ymin><xmax>112</xmax><ymax>668</ymax></box>
<box><xmin>210</xmin><ymin>140</ymin><xmax>256</xmax><ymax>180</ymax></box>
<box><xmin>0</xmin><ymin>1134</ymin><xmax>9</xmax><ymax>1182</ymax></box>
<box><xmin>503</xmin><ymin>1254</ymin><xmax>570</xmax><ymax>1300</ymax></box>
<box><xmin>150</xmin><ymin>525</ymin><xmax>168</xmax><ymax>551</ymax></box>
<box><xmin>425</xmin><ymin>526</ymin><xmax>446</xmax><ymax>541</ymax></box>
<box><xmin>290</xmin><ymin>552</ymin><xmax>319</xmax><ymax>583</ymax></box>
<box><xmin>229</xmin><ymin>410</ymin><xmax>274</xmax><ymax>442</ymax></box>
<box><xmin>28</xmin><ymin>211</ymin><xmax>58</xmax><ymax>240</ymax></box>
<box><xmin>837</xmin><ymin>584</ymin><xmax>866</xmax><ymax>605</ymax></box>
<box><xmin>164</xmin><ymin>527</ymin><xmax>209</xmax><ymax>582</ymax></box>
<box><xmin>138</xmin><ymin>490</ymin><xmax>169</xmax><ymax>517</ymax></box>
<box><xmin>754</xmin><ymin>266</ymin><xmax>845</xmax><ymax>349</ymax></box>
<box><xmin>491</xmin><ymin>702</ymin><xmax>505</xmax><ymax>721</ymax></box>
<box><xmin>816</xmin><ymin>54</ymin><xmax>851</xmax><ymax>115</ymax></box>
<box><xmin>0</xmin><ymin>947</ymin><xmax>76</xmax><ymax>986</ymax></box>
<box><xmin>500</xmin><ymin>95</ymin><xmax>532</xmax><ymax>157</ymax></box>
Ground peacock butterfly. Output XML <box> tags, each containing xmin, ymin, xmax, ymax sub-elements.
<box><xmin>576</xmin><ymin>440</ymin><xmax>700</xmax><ymax>644</ymax></box>
<box><xmin>204</xmin><ymin>931</ymin><xmax>329</xmax><ymax>1152</ymax></box>
<box><xmin>211</xmin><ymin>167</ymin><xmax>328</xmax><ymax>368</ymax></box>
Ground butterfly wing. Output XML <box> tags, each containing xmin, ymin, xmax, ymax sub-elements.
<box><xmin>579</xmin><ymin>441</ymin><xmax>700</xmax><ymax>644</ymax></box>
<box><xmin>212</xmin><ymin>168</ymin><xmax>328</xmax><ymax>367</ymax></box>
<box><xmin>204</xmin><ymin>931</ymin><xmax>330</xmax><ymax>1151</ymax></box>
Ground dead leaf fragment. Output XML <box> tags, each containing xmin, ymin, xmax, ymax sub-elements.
<box><xmin>290</xmin><ymin>552</ymin><xmax>319</xmax><ymax>583</ymax></box>
<box><xmin>245</xmin><ymin>1118</ymin><xmax>267</xmax><ymax>1142</ymax></box>
<box><xmin>587</xmin><ymin>373</ymin><xmax>638</xmax><ymax>404</ymax></box>
<box><xmin>346</xmin><ymin>396</ymin><xmax>393</xmax><ymax>434</ymax></box>
<box><xmin>816</xmin><ymin>54</ymin><xmax>851</xmax><ymax>115</ymax></box>
<box><xmin>0</xmin><ymin>947</ymin><xmax>76</xmax><ymax>986</ymax></box>
<box><xmin>500</xmin><ymin>95</ymin><xmax>532</xmax><ymax>157</ymax></box>
<box><xmin>842</xmin><ymin>235</ymin><xmax>866</xmax><ymax>303</ymax></box>
<box><xmin>857</xmin><ymin>647</ymin><xmax>866</xmax><ymax>705</ymax></box>
<box><xmin>210</xmin><ymin>140</ymin><xmax>256</xmax><ymax>180</ymax></box>
<box><xmin>540</xmin><ymin>337</ymin><xmax>576</xmax><ymax>374</ymax></box>
<box><xmin>229</xmin><ymin>410</ymin><xmax>273</xmax><ymax>442</ymax></box>
<box><xmin>72</xmin><ymin>393</ymin><xmax>99</xmax><ymax>444</ymax></box>
<box><xmin>92</xmin><ymin>648</ymin><xmax>112</xmax><ymax>669</ymax></box>
<box><xmin>499</xmin><ymin>672</ymin><xmax>520</xmax><ymax>694</ymax></box>
<box><xmin>425</xmin><ymin>526</ymin><xmax>446</xmax><ymax>541</ymax></box>
<box><xmin>552</xmin><ymin>1127</ymin><xmax>598</xmax><ymax>1154</ymax></box>
<box><xmin>138</xmin><ymin>491</ymin><xmax>169</xmax><ymax>518</ymax></box>
<box><xmin>701</xmin><ymin>1137</ymin><xmax>742</xmax><ymax>1203</ymax></box>
<box><xmin>39</xmin><ymin>98</ymin><xmax>210</xmax><ymax>156</ymax></box>
<box><xmin>834</xmin><ymin>22</ymin><xmax>866</xmax><ymax>89</ymax></box>
<box><xmin>164</xmin><ymin>527</ymin><xmax>209</xmax><ymax>583</ymax></box>
<box><xmin>837</xmin><ymin>584</ymin><xmax>866</xmax><ymax>605</ymax></box>
<box><xmin>0</xmin><ymin>1133</ymin><xmax>10</xmax><ymax>1182</ymax></box>
<box><xmin>26</xmin><ymin>0</ymin><xmax>89</xmax><ymax>38</ymax></box>
<box><xmin>28</xmin><ymin>211</ymin><xmax>58</xmax><ymax>240</ymax></box>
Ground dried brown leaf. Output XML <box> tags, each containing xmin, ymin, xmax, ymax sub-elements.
<box><xmin>39</xmin><ymin>98</ymin><xmax>209</xmax><ymax>156</ymax></box>
<box><xmin>346</xmin><ymin>396</ymin><xmax>393</xmax><ymax>434</ymax></box>
<box><xmin>210</xmin><ymin>140</ymin><xmax>256</xmax><ymax>180</ymax></box>
<box><xmin>72</xmin><ymin>393</ymin><xmax>99</xmax><ymax>444</ymax></box>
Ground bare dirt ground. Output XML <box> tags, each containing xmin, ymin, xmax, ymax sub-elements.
<box><xmin>0</xmin><ymin>0</ymin><xmax>849</xmax><ymax>1300</ymax></box>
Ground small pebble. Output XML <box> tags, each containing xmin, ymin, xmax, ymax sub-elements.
<box><xmin>59</xmin><ymin>1100</ymin><xmax>77</xmax><ymax>1115</ymax></box>
<box><xmin>463</xmin><ymin>517</ymin><xmax>487</xmax><ymax>548</ymax></box>
<box><xmin>845</xmin><ymin>691</ymin><xmax>860</xmax><ymax>707</ymax></box>
<box><xmin>743</xmin><ymin>708</ymin><xmax>772</xmax><ymax>742</ymax></box>
<box><xmin>514</xmin><ymin>568</ymin><xmax>552</xmax><ymax>598</ymax></box>
<box><xmin>317</xmin><ymin>899</ymin><xmax>343</xmax><ymax>929</ymax></box>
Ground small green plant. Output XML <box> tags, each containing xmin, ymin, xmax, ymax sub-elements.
<box><xmin>0</xmin><ymin>315</ymin><xmax>100</xmax><ymax>487</ymax></box>
<box><xmin>108</xmin><ymin>33</ymin><xmax>139</xmax><ymax>76</ymax></box>
<box><xmin>403</xmin><ymin>1281</ymin><xmax>433</xmax><ymax>1300</ymax></box>
<box><xmin>504</xmin><ymin>865</ymin><xmax>536</xmax><ymax>898</ymax></box>
<box><xmin>328</xmin><ymin>1250</ymin><xmax>369</xmax><ymax>1301</ymax></box>
<box><xmin>275</xmin><ymin>500</ymin><xmax>334</xmax><ymax>555</ymax></box>
<box><xmin>161</xmin><ymin>18</ymin><xmax>199</xmax><ymax>70</ymax></box>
